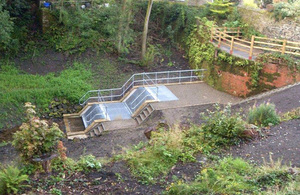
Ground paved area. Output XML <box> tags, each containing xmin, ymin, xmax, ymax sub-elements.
<box><xmin>152</xmin><ymin>82</ymin><xmax>242</xmax><ymax>110</ymax></box>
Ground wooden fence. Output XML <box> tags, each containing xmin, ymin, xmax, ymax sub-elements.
<box><xmin>210</xmin><ymin>27</ymin><xmax>300</xmax><ymax>60</ymax></box>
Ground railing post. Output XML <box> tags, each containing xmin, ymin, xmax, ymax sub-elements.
<box><xmin>143</xmin><ymin>73</ymin><xmax>145</xmax><ymax>86</ymax></box>
<box><xmin>167</xmin><ymin>71</ymin><xmax>169</xmax><ymax>84</ymax></box>
<box><xmin>230</xmin><ymin>36</ymin><xmax>234</xmax><ymax>54</ymax></box>
<box><xmin>179</xmin><ymin>72</ymin><xmax>181</xmax><ymax>83</ymax></box>
<box><xmin>218</xmin><ymin>31</ymin><xmax>222</xmax><ymax>47</ymax></box>
<box><xmin>281</xmin><ymin>39</ymin><xmax>287</xmax><ymax>54</ymax></box>
<box><xmin>210</xmin><ymin>27</ymin><xmax>214</xmax><ymax>42</ymax></box>
<box><xmin>223</xmin><ymin>27</ymin><xmax>227</xmax><ymax>42</ymax></box>
<box><xmin>155</xmin><ymin>72</ymin><xmax>157</xmax><ymax>84</ymax></box>
<box><xmin>237</xmin><ymin>27</ymin><xmax>240</xmax><ymax>38</ymax></box>
<box><xmin>249</xmin><ymin>35</ymin><xmax>255</xmax><ymax>60</ymax></box>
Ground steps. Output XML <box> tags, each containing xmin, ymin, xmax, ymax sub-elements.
<box><xmin>89</xmin><ymin>123</ymin><xmax>105</xmax><ymax>137</ymax></box>
<box><xmin>134</xmin><ymin>104</ymin><xmax>155</xmax><ymax>125</ymax></box>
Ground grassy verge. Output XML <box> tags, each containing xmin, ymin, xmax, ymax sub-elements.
<box><xmin>166</xmin><ymin>156</ymin><xmax>299</xmax><ymax>194</ymax></box>
<box><xmin>0</xmin><ymin>62</ymin><xmax>93</xmax><ymax>129</ymax></box>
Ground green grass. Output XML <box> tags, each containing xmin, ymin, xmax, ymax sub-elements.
<box><xmin>0</xmin><ymin>62</ymin><xmax>93</xmax><ymax>129</ymax></box>
<box><xmin>122</xmin><ymin>105</ymin><xmax>249</xmax><ymax>184</ymax></box>
<box><xmin>166</xmin><ymin>157</ymin><xmax>299</xmax><ymax>195</ymax></box>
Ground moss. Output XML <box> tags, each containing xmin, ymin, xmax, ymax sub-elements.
<box><xmin>261</xmin><ymin>72</ymin><xmax>280</xmax><ymax>83</ymax></box>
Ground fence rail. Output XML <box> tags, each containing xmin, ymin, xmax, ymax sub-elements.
<box><xmin>210</xmin><ymin>26</ymin><xmax>300</xmax><ymax>60</ymax></box>
<box><xmin>79</xmin><ymin>69</ymin><xmax>206</xmax><ymax>106</ymax></box>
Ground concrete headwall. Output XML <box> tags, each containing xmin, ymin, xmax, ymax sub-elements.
<box><xmin>238</xmin><ymin>7</ymin><xmax>300</xmax><ymax>42</ymax></box>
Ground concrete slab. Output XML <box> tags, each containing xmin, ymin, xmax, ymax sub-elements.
<box><xmin>152</xmin><ymin>82</ymin><xmax>242</xmax><ymax>110</ymax></box>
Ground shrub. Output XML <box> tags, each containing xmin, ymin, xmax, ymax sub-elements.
<box><xmin>125</xmin><ymin>128</ymin><xmax>184</xmax><ymax>184</ymax></box>
<box><xmin>0</xmin><ymin>165</ymin><xmax>29</xmax><ymax>194</ymax></box>
<box><xmin>12</xmin><ymin>102</ymin><xmax>64</xmax><ymax>161</ymax></box>
<box><xmin>201</xmin><ymin>104</ymin><xmax>247</xmax><ymax>146</ymax></box>
<box><xmin>247</xmin><ymin>102</ymin><xmax>280</xmax><ymax>127</ymax></box>
<box><xmin>273</xmin><ymin>1</ymin><xmax>300</xmax><ymax>20</ymax></box>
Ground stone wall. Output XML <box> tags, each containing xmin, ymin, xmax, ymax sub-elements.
<box><xmin>238</xmin><ymin>7</ymin><xmax>300</xmax><ymax>42</ymax></box>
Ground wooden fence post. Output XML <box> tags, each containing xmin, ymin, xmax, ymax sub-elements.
<box><xmin>230</xmin><ymin>36</ymin><xmax>234</xmax><ymax>54</ymax></box>
<box><xmin>223</xmin><ymin>27</ymin><xmax>227</xmax><ymax>42</ymax></box>
<box><xmin>249</xmin><ymin>35</ymin><xmax>255</xmax><ymax>60</ymax></box>
<box><xmin>218</xmin><ymin>31</ymin><xmax>222</xmax><ymax>48</ymax></box>
<box><xmin>281</xmin><ymin>39</ymin><xmax>287</xmax><ymax>54</ymax></box>
<box><xmin>237</xmin><ymin>27</ymin><xmax>240</xmax><ymax>38</ymax></box>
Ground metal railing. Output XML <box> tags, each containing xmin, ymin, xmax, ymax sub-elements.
<box><xmin>79</xmin><ymin>69</ymin><xmax>206</xmax><ymax>106</ymax></box>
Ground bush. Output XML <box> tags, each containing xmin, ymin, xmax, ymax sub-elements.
<box><xmin>201</xmin><ymin>104</ymin><xmax>247</xmax><ymax>146</ymax></box>
<box><xmin>12</xmin><ymin>103</ymin><xmax>64</xmax><ymax>161</ymax></box>
<box><xmin>0</xmin><ymin>2</ymin><xmax>14</xmax><ymax>54</ymax></box>
<box><xmin>125</xmin><ymin>128</ymin><xmax>184</xmax><ymax>184</ymax></box>
<box><xmin>247</xmin><ymin>102</ymin><xmax>280</xmax><ymax>127</ymax></box>
<box><xmin>0</xmin><ymin>165</ymin><xmax>29</xmax><ymax>194</ymax></box>
<box><xmin>273</xmin><ymin>1</ymin><xmax>300</xmax><ymax>20</ymax></box>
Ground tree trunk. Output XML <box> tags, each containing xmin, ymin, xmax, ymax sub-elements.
<box><xmin>117</xmin><ymin>0</ymin><xmax>127</xmax><ymax>54</ymax></box>
<box><xmin>141</xmin><ymin>0</ymin><xmax>153</xmax><ymax>59</ymax></box>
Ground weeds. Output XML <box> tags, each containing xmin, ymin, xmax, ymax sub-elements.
<box><xmin>124</xmin><ymin>104</ymin><xmax>249</xmax><ymax>184</ymax></box>
<box><xmin>281</xmin><ymin>107</ymin><xmax>300</xmax><ymax>122</ymax></box>
<box><xmin>201</xmin><ymin>104</ymin><xmax>247</xmax><ymax>147</ymax></box>
<box><xmin>247</xmin><ymin>102</ymin><xmax>280</xmax><ymax>127</ymax></box>
<box><xmin>166</xmin><ymin>156</ymin><xmax>300</xmax><ymax>195</ymax></box>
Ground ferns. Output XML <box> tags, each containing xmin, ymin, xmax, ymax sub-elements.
<box><xmin>0</xmin><ymin>165</ymin><xmax>29</xmax><ymax>194</ymax></box>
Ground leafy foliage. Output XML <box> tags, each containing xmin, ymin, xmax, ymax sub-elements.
<box><xmin>124</xmin><ymin>128</ymin><xmax>185</xmax><ymax>184</ymax></box>
<box><xmin>167</xmin><ymin>157</ymin><xmax>256</xmax><ymax>194</ymax></box>
<box><xmin>124</xmin><ymin>104</ymin><xmax>249</xmax><ymax>184</ymax></box>
<box><xmin>201</xmin><ymin>104</ymin><xmax>247</xmax><ymax>146</ymax></box>
<box><xmin>76</xmin><ymin>155</ymin><xmax>102</xmax><ymax>173</ymax></box>
<box><xmin>0</xmin><ymin>2</ymin><xmax>14</xmax><ymax>53</ymax></box>
<box><xmin>208</xmin><ymin>0</ymin><xmax>233</xmax><ymax>18</ymax></box>
<box><xmin>0</xmin><ymin>165</ymin><xmax>29</xmax><ymax>194</ymax></box>
<box><xmin>247</xmin><ymin>102</ymin><xmax>280</xmax><ymax>127</ymax></box>
<box><xmin>273</xmin><ymin>0</ymin><xmax>300</xmax><ymax>20</ymax></box>
<box><xmin>12</xmin><ymin>103</ymin><xmax>64</xmax><ymax>161</ymax></box>
<box><xmin>166</xmin><ymin>156</ymin><xmax>300</xmax><ymax>195</ymax></box>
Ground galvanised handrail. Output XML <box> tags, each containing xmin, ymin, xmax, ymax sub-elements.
<box><xmin>79</xmin><ymin>69</ymin><xmax>206</xmax><ymax>106</ymax></box>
